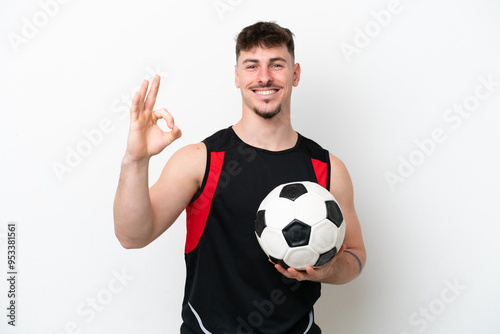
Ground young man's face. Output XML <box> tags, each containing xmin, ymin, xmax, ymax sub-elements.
<box><xmin>235</xmin><ymin>44</ymin><xmax>300</xmax><ymax>119</ymax></box>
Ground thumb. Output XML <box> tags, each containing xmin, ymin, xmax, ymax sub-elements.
<box><xmin>163</xmin><ymin>125</ymin><xmax>182</xmax><ymax>146</ymax></box>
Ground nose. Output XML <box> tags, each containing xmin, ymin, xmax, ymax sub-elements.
<box><xmin>258</xmin><ymin>67</ymin><xmax>273</xmax><ymax>85</ymax></box>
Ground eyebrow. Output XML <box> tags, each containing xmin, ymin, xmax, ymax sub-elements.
<box><xmin>242</xmin><ymin>57</ymin><xmax>287</xmax><ymax>64</ymax></box>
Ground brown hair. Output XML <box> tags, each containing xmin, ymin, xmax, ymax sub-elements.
<box><xmin>235</xmin><ymin>21</ymin><xmax>295</xmax><ymax>61</ymax></box>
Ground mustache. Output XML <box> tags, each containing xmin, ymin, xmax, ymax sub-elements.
<box><xmin>249</xmin><ymin>84</ymin><xmax>282</xmax><ymax>90</ymax></box>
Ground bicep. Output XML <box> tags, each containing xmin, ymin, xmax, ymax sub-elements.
<box><xmin>148</xmin><ymin>143</ymin><xmax>206</xmax><ymax>240</ymax></box>
<box><xmin>329</xmin><ymin>153</ymin><xmax>366</xmax><ymax>267</ymax></box>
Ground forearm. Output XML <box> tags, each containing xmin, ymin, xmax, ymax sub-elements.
<box><xmin>319</xmin><ymin>249</ymin><xmax>364</xmax><ymax>285</ymax></box>
<box><xmin>113</xmin><ymin>156</ymin><xmax>155</xmax><ymax>249</ymax></box>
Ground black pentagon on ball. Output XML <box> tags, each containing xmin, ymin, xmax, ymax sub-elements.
<box><xmin>279</xmin><ymin>183</ymin><xmax>308</xmax><ymax>201</ymax></box>
<box><xmin>282</xmin><ymin>219</ymin><xmax>311</xmax><ymax>247</ymax></box>
<box><xmin>255</xmin><ymin>210</ymin><xmax>267</xmax><ymax>237</ymax></box>
<box><xmin>326</xmin><ymin>200</ymin><xmax>343</xmax><ymax>227</ymax></box>
<box><xmin>314</xmin><ymin>247</ymin><xmax>337</xmax><ymax>267</ymax></box>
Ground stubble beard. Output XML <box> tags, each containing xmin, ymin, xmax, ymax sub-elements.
<box><xmin>253</xmin><ymin>103</ymin><xmax>282</xmax><ymax>119</ymax></box>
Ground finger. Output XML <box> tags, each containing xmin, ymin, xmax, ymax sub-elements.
<box><xmin>132</xmin><ymin>79</ymin><xmax>149</xmax><ymax>120</ymax></box>
<box><xmin>162</xmin><ymin>125</ymin><xmax>182</xmax><ymax>146</ymax></box>
<box><xmin>305</xmin><ymin>266</ymin><xmax>316</xmax><ymax>276</ymax></box>
<box><xmin>153</xmin><ymin>108</ymin><xmax>182</xmax><ymax>146</ymax></box>
<box><xmin>274</xmin><ymin>264</ymin><xmax>291</xmax><ymax>277</ymax></box>
<box><xmin>145</xmin><ymin>74</ymin><xmax>161</xmax><ymax>112</ymax></box>
<box><xmin>130</xmin><ymin>91</ymin><xmax>141</xmax><ymax>122</ymax></box>
<box><xmin>170</xmin><ymin>125</ymin><xmax>182</xmax><ymax>140</ymax></box>
<box><xmin>153</xmin><ymin>108</ymin><xmax>175</xmax><ymax>129</ymax></box>
<box><xmin>287</xmin><ymin>267</ymin><xmax>306</xmax><ymax>281</ymax></box>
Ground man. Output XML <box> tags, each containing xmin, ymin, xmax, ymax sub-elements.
<box><xmin>114</xmin><ymin>21</ymin><xmax>366</xmax><ymax>333</ymax></box>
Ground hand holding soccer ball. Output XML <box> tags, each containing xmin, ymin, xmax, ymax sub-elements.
<box><xmin>255</xmin><ymin>181</ymin><xmax>346</xmax><ymax>271</ymax></box>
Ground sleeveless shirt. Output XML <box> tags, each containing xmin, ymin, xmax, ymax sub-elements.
<box><xmin>180</xmin><ymin>127</ymin><xmax>331</xmax><ymax>334</ymax></box>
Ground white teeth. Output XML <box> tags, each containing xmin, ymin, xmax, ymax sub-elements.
<box><xmin>255</xmin><ymin>90</ymin><xmax>277</xmax><ymax>95</ymax></box>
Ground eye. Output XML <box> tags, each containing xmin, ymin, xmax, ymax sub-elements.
<box><xmin>246</xmin><ymin>65</ymin><xmax>257</xmax><ymax>70</ymax></box>
<box><xmin>271</xmin><ymin>64</ymin><xmax>283</xmax><ymax>68</ymax></box>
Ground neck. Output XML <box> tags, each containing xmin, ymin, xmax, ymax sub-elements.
<box><xmin>233</xmin><ymin>106</ymin><xmax>297</xmax><ymax>151</ymax></box>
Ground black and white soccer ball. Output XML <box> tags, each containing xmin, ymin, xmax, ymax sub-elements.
<box><xmin>255</xmin><ymin>181</ymin><xmax>346</xmax><ymax>270</ymax></box>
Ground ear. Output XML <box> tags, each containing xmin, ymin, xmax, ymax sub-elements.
<box><xmin>292</xmin><ymin>63</ymin><xmax>301</xmax><ymax>87</ymax></box>
<box><xmin>234</xmin><ymin>65</ymin><xmax>240</xmax><ymax>88</ymax></box>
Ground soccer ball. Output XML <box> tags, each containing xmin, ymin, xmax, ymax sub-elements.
<box><xmin>255</xmin><ymin>181</ymin><xmax>346</xmax><ymax>270</ymax></box>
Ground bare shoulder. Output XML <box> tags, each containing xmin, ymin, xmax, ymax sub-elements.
<box><xmin>153</xmin><ymin>142</ymin><xmax>207</xmax><ymax>194</ymax></box>
<box><xmin>169</xmin><ymin>142</ymin><xmax>206</xmax><ymax>166</ymax></box>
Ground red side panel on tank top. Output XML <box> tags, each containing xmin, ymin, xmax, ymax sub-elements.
<box><xmin>185</xmin><ymin>151</ymin><xmax>225</xmax><ymax>254</ymax></box>
<box><xmin>311</xmin><ymin>158</ymin><xmax>328</xmax><ymax>189</ymax></box>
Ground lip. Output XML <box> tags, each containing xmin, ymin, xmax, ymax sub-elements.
<box><xmin>251</xmin><ymin>87</ymin><xmax>281</xmax><ymax>98</ymax></box>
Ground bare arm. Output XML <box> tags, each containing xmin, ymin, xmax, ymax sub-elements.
<box><xmin>275</xmin><ymin>153</ymin><xmax>366</xmax><ymax>284</ymax></box>
<box><xmin>113</xmin><ymin>75</ymin><xmax>205</xmax><ymax>249</ymax></box>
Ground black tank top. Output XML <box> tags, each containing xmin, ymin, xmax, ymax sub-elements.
<box><xmin>181</xmin><ymin>127</ymin><xmax>330</xmax><ymax>334</ymax></box>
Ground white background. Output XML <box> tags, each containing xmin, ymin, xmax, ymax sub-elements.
<box><xmin>1</xmin><ymin>0</ymin><xmax>500</xmax><ymax>333</ymax></box>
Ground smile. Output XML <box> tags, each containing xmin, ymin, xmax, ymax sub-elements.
<box><xmin>253</xmin><ymin>89</ymin><xmax>279</xmax><ymax>96</ymax></box>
